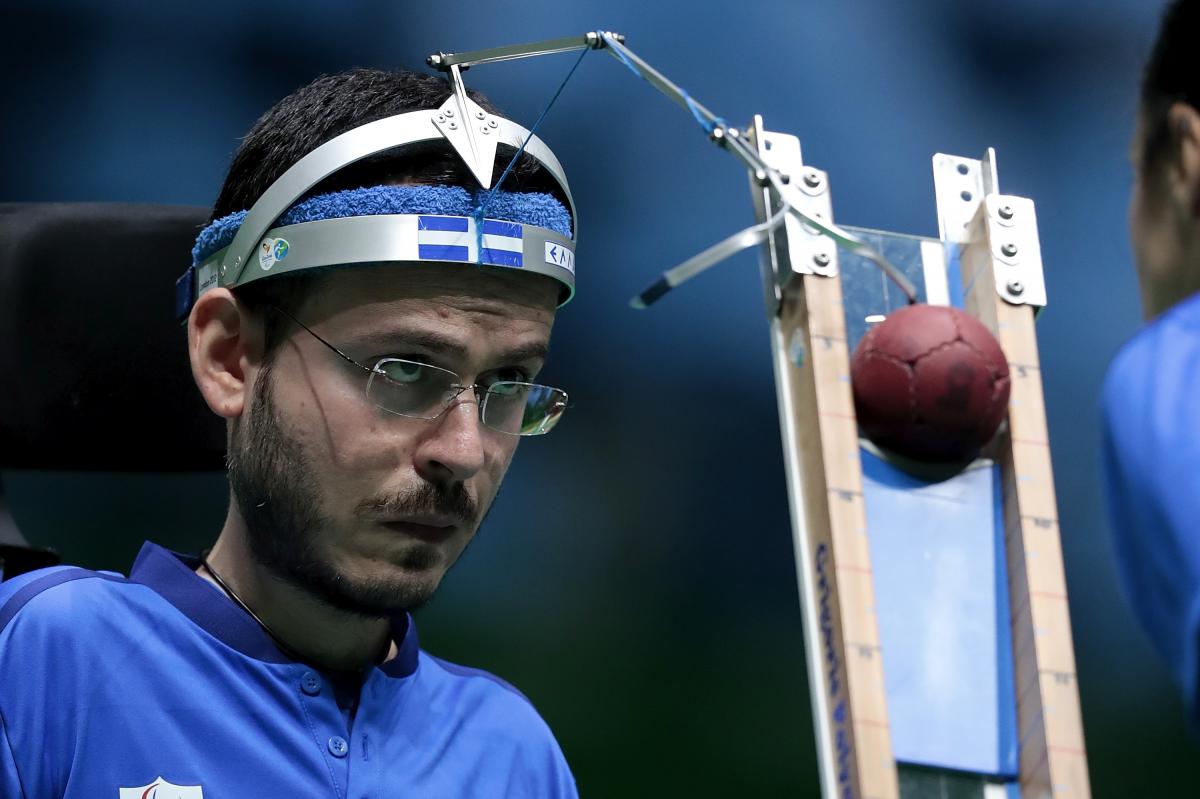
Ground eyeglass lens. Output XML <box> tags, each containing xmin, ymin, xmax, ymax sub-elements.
<box><xmin>366</xmin><ymin>359</ymin><xmax>566</xmax><ymax>436</ymax></box>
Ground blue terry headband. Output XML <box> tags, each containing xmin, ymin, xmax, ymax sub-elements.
<box><xmin>191</xmin><ymin>185</ymin><xmax>573</xmax><ymax>265</ymax></box>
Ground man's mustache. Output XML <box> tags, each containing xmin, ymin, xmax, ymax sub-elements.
<box><xmin>356</xmin><ymin>482</ymin><xmax>477</xmax><ymax>525</ymax></box>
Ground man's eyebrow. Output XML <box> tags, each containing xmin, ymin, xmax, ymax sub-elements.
<box><xmin>343</xmin><ymin>329</ymin><xmax>548</xmax><ymax>364</ymax></box>
<box><xmin>496</xmin><ymin>342</ymin><xmax>550</xmax><ymax>365</ymax></box>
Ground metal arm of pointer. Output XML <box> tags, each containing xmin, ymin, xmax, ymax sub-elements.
<box><xmin>428</xmin><ymin>31</ymin><xmax>918</xmax><ymax>308</ymax></box>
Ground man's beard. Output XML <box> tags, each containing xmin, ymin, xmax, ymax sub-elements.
<box><xmin>226</xmin><ymin>361</ymin><xmax>480</xmax><ymax>617</ymax></box>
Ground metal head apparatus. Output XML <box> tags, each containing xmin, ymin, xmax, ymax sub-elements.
<box><xmin>174</xmin><ymin>51</ymin><xmax>588</xmax><ymax>322</ymax></box>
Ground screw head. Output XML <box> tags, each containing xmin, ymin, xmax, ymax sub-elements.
<box><xmin>475</xmin><ymin>110</ymin><xmax>485</xmax><ymax>120</ymax></box>
<box><xmin>436</xmin><ymin>114</ymin><xmax>445</xmax><ymax>123</ymax></box>
<box><xmin>813</xmin><ymin>252</ymin><xmax>831</xmax><ymax>267</ymax></box>
<box><xmin>1001</xmin><ymin>243</ymin><xmax>1019</xmax><ymax>258</ymax></box>
<box><xmin>444</xmin><ymin>108</ymin><xmax>455</xmax><ymax>118</ymax></box>
<box><xmin>1007</xmin><ymin>279</ymin><xmax>1025</xmax><ymax>295</ymax></box>
<box><xmin>803</xmin><ymin>171</ymin><xmax>822</xmax><ymax>188</ymax></box>
<box><xmin>753</xmin><ymin>168</ymin><xmax>768</xmax><ymax>185</ymax></box>
<box><xmin>448</xmin><ymin>121</ymin><xmax>457</xmax><ymax>130</ymax></box>
<box><xmin>480</xmin><ymin>125</ymin><xmax>490</xmax><ymax>134</ymax></box>
<box><xmin>998</xmin><ymin>204</ymin><xmax>1014</xmax><ymax>220</ymax></box>
<box><xmin>488</xmin><ymin>119</ymin><xmax>498</xmax><ymax>128</ymax></box>
<box><xmin>710</xmin><ymin>127</ymin><xmax>725</xmax><ymax>141</ymax></box>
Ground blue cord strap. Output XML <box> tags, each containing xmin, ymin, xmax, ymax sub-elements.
<box><xmin>601</xmin><ymin>31</ymin><xmax>725</xmax><ymax>135</ymax></box>
<box><xmin>474</xmin><ymin>45</ymin><xmax>591</xmax><ymax>261</ymax></box>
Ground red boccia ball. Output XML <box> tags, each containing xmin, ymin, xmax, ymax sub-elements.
<box><xmin>850</xmin><ymin>303</ymin><xmax>1011</xmax><ymax>463</ymax></box>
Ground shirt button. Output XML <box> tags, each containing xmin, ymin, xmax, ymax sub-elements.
<box><xmin>328</xmin><ymin>736</ymin><xmax>349</xmax><ymax>758</ymax></box>
<box><xmin>300</xmin><ymin>671</ymin><xmax>321</xmax><ymax>696</ymax></box>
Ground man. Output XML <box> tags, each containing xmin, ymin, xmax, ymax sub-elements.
<box><xmin>0</xmin><ymin>68</ymin><xmax>579</xmax><ymax>796</ymax></box>
<box><xmin>1102</xmin><ymin>0</ymin><xmax>1200</xmax><ymax>729</ymax></box>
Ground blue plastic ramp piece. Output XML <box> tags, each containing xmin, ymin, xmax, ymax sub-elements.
<box><xmin>861</xmin><ymin>448</ymin><xmax>1018</xmax><ymax>776</ymax></box>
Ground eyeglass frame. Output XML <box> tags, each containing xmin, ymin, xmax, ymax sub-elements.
<box><xmin>263</xmin><ymin>304</ymin><xmax>569</xmax><ymax>436</ymax></box>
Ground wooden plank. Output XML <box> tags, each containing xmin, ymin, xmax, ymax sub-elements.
<box><xmin>774</xmin><ymin>272</ymin><xmax>899</xmax><ymax>799</ymax></box>
<box><xmin>959</xmin><ymin>205</ymin><xmax>1091</xmax><ymax>799</ymax></box>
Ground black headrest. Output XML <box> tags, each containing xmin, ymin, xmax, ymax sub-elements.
<box><xmin>0</xmin><ymin>203</ymin><xmax>226</xmax><ymax>470</ymax></box>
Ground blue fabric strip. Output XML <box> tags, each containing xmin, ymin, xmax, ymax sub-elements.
<box><xmin>0</xmin><ymin>568</ymin><xmax>127</xmax><ymax>634</ymax></box>
<box><xmin>482</xmin><ymin>219</ymin><xmax>522</xmax><ymax>239</ymax></box>
<box><xmin>419</xmin><ymin>244</ymin><xmax>470</xmax><ymax>262</ymax></box>
<box><xmin>193</xmin><ymin>185</ymin><xmax>571</xmax><ymax>266</ymax></box>
<box><xmin>418</xmin><ymin>215</ymin><xmax>469</xmax><ymax>232</ymax></box>
<box><xmin>481</xmin><ymin>248</ymin><xmax>523</xmax><ymax>268</ymax></box>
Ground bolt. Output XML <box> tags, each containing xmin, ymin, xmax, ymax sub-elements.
<box><xmin>957</xmin><ymin>163</ymin><xmax>969</xmax><ymax>175</ymax></box>
<box><xmin>998</xmin><ymin>204</ymin><xmax>1014</xmax><ymax>220</ymax></box>
<box><xmin>961</xmin><ymin>190</ymin><xmax>973</xmax><ymax>202</ymax></box>
<box><xmin>813</xmin><ymin>252</ymin><xmax>831</xmax><ymax>268</ymax></box>
<box><xmin>444</xmin><ymin>108</ymin><xmax>455</xmax><ymax>117</ymax></box>
<box><xmin>1001</xmin><ymin>243</ymin><xmax>1019</xmax><ymax>258</ymax></box>
<box><xmin>448</xmin><ymin>122</ymin><xmax>458</xmax><ymax>130</ymax></box>
<box><xmin>436</xmin><ymin>114</ymin><xmax>445</xmax><ymax>123</ymax></box>
<box><xmin>803</xmin><ymin>171</ymin><xmax>822</xmax><ymax>188</ymax></box>
<box><xmin>727</xmin><ymin>127</ymin><xmax>740</xmax><ymax>138</ymax></box>
<box><xmin>481</xmin><ymin>125</ymin><xmax>490</xmax><ymax>134</ymax></box>
<box><xmin>427</xmin><ymin>54</ymin><xmax>443</xmax><ymax>67</ymax></box>
<box><xmin>710</xmin><ymin>127</ymin><xmax>726</xmax><ymax>143</ymax></box>
<box><xmin>475</xmin><ymin>110</ymin><xmax>485</xmax><ymax>120</ymax></box>
<box><xmin>1007</xmin><ymin>279</ymin><xmax>1025</xmax><ymax>295</ymax></box>
<box><xmin>754</xmin><ymin>168</ymin><xmax>768</xmax><ymax>185</ymax></box>
<box><xmin>233</xmin><ymin>255</ymin><xmax>241</xmax><ymax>267</ymax></box>
<box><xmin>488</xmin><ymin>119</ymin><xmax>498</xmax><ymax>128</ymax></box>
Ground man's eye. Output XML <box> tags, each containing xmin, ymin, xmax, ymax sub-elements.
<box><xmin>379</xmin><ymin>360</ymin><xmax>428</xmax><ymax>384</ymax></box>
<box><xmin>490</xmin><ymin>367</ymin><xmax>531</xmax><ymax>385</ymax></box>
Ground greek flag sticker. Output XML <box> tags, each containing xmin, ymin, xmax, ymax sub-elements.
<box><xmin>416</xmin><ymin>216</ymin><xmax>524</xmax><ymax>268</ymax></box>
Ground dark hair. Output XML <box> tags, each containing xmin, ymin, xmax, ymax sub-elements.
<box><xmin>1140</xmin><ymin>0</ymin><xmax>1200</xmax><ymax>169</ymax></box>
<box><xmin>212</xmin><ymin>68</ymin><xmax>555</xmax><ymax>357</ymax></box>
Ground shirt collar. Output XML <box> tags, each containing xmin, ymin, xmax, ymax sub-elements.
<box><xmin>128</xmin><ymin>541</ymin><xmax>420</xmax><ymax>678</ymax></box>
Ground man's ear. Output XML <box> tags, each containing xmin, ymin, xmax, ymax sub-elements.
<box><xmin>188</xmin><ymin>289</ymin><xmax>263</xmax><ymax>420</ymax></box>
<box><xmin>1167</xmin><ymin>102</ymin><xmax>1200</xmax><ymax>218</ymax></box>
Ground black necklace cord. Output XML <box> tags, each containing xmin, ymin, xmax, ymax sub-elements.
<box><xmin>200</xmin><ymin>557</ymin><xmax>305</xmax><ymax>662</ymax></box>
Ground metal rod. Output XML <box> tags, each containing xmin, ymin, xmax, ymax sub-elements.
<box><xmin>428</xmin><ymin>32</ymin><xmax>614</xmax><ymax>71</ymax></box>
<box><xmin>601</xmin><ymin>36</ymin><xmax>725</xmax><ymax>133</ymax></box>
<box><xmin>602</xmin><ymin>35</ymin><xmax>917</xmax><ymax>303</ymax></box>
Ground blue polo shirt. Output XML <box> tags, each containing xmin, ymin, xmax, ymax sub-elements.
<box><xmin>0</xmin><ymin>542</ymin><xmax>576</xmax><ymax>798</ymax></box>
<box><xmin>1101</xmin><ymin>290</ymin><xmax>1200</xmax><ymax>727</ymax></box>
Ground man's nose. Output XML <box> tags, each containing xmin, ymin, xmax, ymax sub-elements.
<box><xmin>413</xmin><ymin>395</ymin><xmax>486</xmax><ymax>484</ymax></box>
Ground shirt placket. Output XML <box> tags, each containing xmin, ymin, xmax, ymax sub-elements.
<box><xmin>295</xmin><ymin>666</ymin><xmax>353</xmax><ymax>799</ymax></box>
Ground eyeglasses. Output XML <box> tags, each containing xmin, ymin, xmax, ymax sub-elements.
<box><xmin>268</xmin><ymin>306</ymin><xmax>569</xmax><ymax>436</ymax></box>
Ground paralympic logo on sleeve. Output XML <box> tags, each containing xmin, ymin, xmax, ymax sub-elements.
<box><xmin>118</xmin><ymin>777</ymin><xmax>204</xmax><ymax>799</ymax></box>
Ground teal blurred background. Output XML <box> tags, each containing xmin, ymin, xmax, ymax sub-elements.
<box><xmin>1</xmin><ymin>1</ymin><xmax>1193</xmax><ymax>794</ymax></box>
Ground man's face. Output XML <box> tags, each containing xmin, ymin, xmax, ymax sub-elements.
<box><xmin>1129</xmin><ymin>109</ymin><xmax>1200</xmax><ymax>318</ymax></box>
<box><xmin>1129</xmin><ymin>120</ymin><xmax>1180</xmax><ymax>316</ymax></box>
<box><xmin>227</xmin><ymin>264</ymin><xmax>559</xmax><ymax>617</ymax></box>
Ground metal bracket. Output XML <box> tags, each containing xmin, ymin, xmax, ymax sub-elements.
<box><xmin>933</xmin><ymin>149</ymin><xmax>1046</xmax><ymax>310</ymax></box>
<box><xmin>977</xmin><ymin>194</ymin><xmax>1046</xmax><ymax>308</ymax></box>
<box><xmin>747</xmin><ymin>116</ymin><xmax>837</xmax><ymax>316</ymax></box>
<box><xmin>435</xmin><ymin>64</ymin><xmax>500</xmax><ymax>189</ymax></box>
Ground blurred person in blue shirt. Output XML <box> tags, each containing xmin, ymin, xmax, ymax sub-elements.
<box><xmin>1103</xmin><ymin>0</ymin><xmax>1200</xmax><ymax>728</ymax></box>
